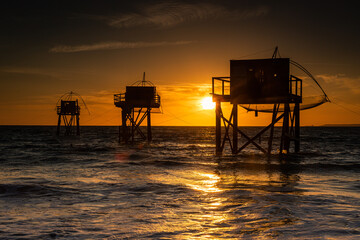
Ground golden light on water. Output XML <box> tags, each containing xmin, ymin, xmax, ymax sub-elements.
<box><xmin>200</xmin><ymin>97</ymin><xmax>215</xmax><ymax>110</ymax></box>
<box><xmin>187</xmin><ymin>172</ymin><xmax>223</xmax><ymax>193</ymax></box>
<box><xmin>138</xmin><ymin>167</ymin><xmax>307</xmax><ymax>238</ymax></box>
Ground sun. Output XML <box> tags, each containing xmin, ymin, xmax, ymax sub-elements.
<box><xmin>200</xmin><ymin>96</ymin><xmax>215</xmax><ymax>110</ymax></box>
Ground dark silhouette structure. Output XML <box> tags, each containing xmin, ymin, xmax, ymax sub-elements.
<box><xmin>56</xmin><ymin>99</ymin><xmax>80</xmax><ymax>136</ymax></box>
<box><xmin>212</xmin><ymin>48</ymin><xmax>302</xmax><ymax>155</ymax></box>
<box><xmin>114</xmin><ymin>72</ymin><xmax>161</xmax><ymax>143</ymax></box>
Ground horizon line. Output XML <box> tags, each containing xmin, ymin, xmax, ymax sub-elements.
<box><xmin>1</xmin><ymin>124</ymin><xmax>359</xmax><ymax>127</ymax></box>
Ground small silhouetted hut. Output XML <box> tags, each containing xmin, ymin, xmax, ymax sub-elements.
<box><xmin>56</xmin><ymin>99</ymin><xmax>80</xmax><ymax>136</ymax></box>
<box><xmin>56</xmin><ymin>91</ymin><xmax>88</xmax><ymax>136</ymax></box>
<box><xmin>114</xmin><ymin>72</ymin><xmax>161</xmax><ymax>143</ymax></box>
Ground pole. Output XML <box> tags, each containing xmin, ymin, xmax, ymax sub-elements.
<box><xmin>121</xmin><ymin>109</ymin><xmax>128</xmax><ymax>143</ymax></box>
<box><xmin>76</xmin><ymin>114</ymin><xmax>80</xmax><ymax>136</ymax></box>
<box><xmin>131</xmin><ymin>109</ymin><xmax>135</xmax><ymax>143</ymax></box>
<box><xmin>216</xmin><ymin>101</ymin><xmax>221</xmax><ymax>155</ymax></box>
<box><xmin>294</xmin><ymin>102</ymin><xmax>300</xmax><ymax>152</ymax></box>
<box><xmin>147</xmin><ymin>108</ymin><xmax>152</xmax><ymax>142</ymax></box>
<box><xmin>283</xmin><ymin>103</ymin><xmax>290</xmax><ymax>153</ymax></box>
<box><xmin>232</xmin><ymin>104</ymin><xmax>238</xmax><ymax>154</ymax></box>
<box><xmin>268</xmin><ymin>104</ymin><xmax>277</xmax><ymax>155</ymax></box>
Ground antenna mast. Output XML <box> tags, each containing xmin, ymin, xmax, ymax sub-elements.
<box><xmin>272</xmin><ymin>46</ymin><xmax>280</xmax><ymax>59</ymax></box>
<box><xmin>142</xmin><ymin>72</ymin><xmax>146</xmax><ymax>86</ymax></box>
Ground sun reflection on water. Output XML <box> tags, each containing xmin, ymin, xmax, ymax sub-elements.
<box><xmin>135</xmin><ymin>157</ymin><xmax>304</xmax><ymax>239</ymax></box>
<box><xmin>187</xmin><ymin>172</ymin><xmax>223</xmax><ymax>193</ymax></box>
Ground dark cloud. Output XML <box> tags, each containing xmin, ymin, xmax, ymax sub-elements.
<box><xmin>105</xmin><ymin>2</ymin><xmax>269</xmax><ymax>28</ymax></box>
<box><xmin>50</xmin><ymin>41</ymin><xmax>194</xmax><ymax>53</ymax></box>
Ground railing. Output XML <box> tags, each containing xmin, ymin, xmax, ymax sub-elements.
<box><xmin>290</xmin><ymin>75</ymin><xmax>302</xmax><ymax>98</ymax></box>
<box><xmin>114</xmin><ymin>93</ymin><xmax>126</xmax><ymax>104</ymax></box>
<box><xmin>212</xmin><ymin>77</ymin><xmax>230</xmax><ymax>96</ymax></box>
<box><xmin>154</xmin><ymin>94</ymin><xmax>160</xmax><ymax>105</ymax></box>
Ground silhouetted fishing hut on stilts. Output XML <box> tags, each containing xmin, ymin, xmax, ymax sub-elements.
<box><xmin>212</xmin><ymin>48</ymin><xmax>306</xmax><ymax>156</ymax></box>
<box><xmin>114</xmin><ymin>72</ymin><xmax>161</xmax><ymax>143</ymax></box>
<box><xmin>56</xmin><ymin>92</ymin><xmax>86</xmax><ymax>136</ymax></box>
<box><xmin>57</xmin><ymin>100</ymin><xmax>80</xmax><ymax>136</ymax></box>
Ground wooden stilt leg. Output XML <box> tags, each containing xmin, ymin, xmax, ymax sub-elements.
<box><xmin>76</xmin><ymin>114</ymin><xmax>80</xmax><ymax>136</ymax></box>
<box><xmin>216</xmin><ymin>101</ymin><xmax>221</xmax><ymax>155</ymax></box>
<box><xmin>283</xmin><ymin>103</ymin><xmax>290</xmax><ymax>153</ymax></box>
<box><xmin>122</xmin><ymin>110</ymin><xmax>128</xmax><ymax>143</ymax></box>
<box><xmin>147</xmin><ymin>108</ymin><xmax>152</xmax><ymax>142</ymax></box>
<box><xmin>232</xmin><ymin>104</ymin><xmax>238</xmax><ymax>154</ymax></box>
<box><xmin>268</xmin><ymin>104</ymin><xmax>278</xmax><ymax>155</ymax></box>
<box><xmin>295</xmin><ymin>102</ymin><xmax>300</xmax><ymax>152</ymax></box>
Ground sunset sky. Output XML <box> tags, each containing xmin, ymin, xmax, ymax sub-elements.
<box><xmin>1</xmin><ymin>0</ymin><xmax>359</xmax><ymax>126</ymax></box>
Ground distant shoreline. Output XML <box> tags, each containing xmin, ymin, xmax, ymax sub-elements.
<box><xmin>321</xmin><ymin>124</ymin><xmax>360</xmax><ymax>127</ymax></box>
<box><xmin>0</xmin><ymin>124</ymin><xmax>359</xmax><ymax>127</ymax></box>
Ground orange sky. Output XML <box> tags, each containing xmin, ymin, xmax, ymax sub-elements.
<box><xmin>0</xmin><ymin>1</ymin><xmax>359</xmax><ymax>126</ymax></box>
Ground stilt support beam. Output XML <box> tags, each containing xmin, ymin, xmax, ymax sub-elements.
<box><xmin>56</xmin><ymin>100</ymin><xmax>80</xmax><ymax>136</ymax></box>
<box><xmin>214</xmin><ymin>102</ymin><xmax>300</xmax><ymax>156</ymax></box>
<box><xmin>216</xmin><ymin>101</ymin><xmax>222</xmax><ymax>155</ymax></box>
<box><xmin>119</xmin><ymin>107</ymin><xmax>152</xmax><ymax>144</ymax></box>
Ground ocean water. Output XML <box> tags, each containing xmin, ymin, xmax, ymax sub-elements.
<box><xmin>0</xmin><ymin>126</ymin><xmax>359</xmax><ymax>239</ymax></box>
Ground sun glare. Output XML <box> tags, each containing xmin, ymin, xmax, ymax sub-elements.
<box><xmin>201</xmin><ymin>97</ymin><xmax>215</xmax><ymax>110</ymax></box>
